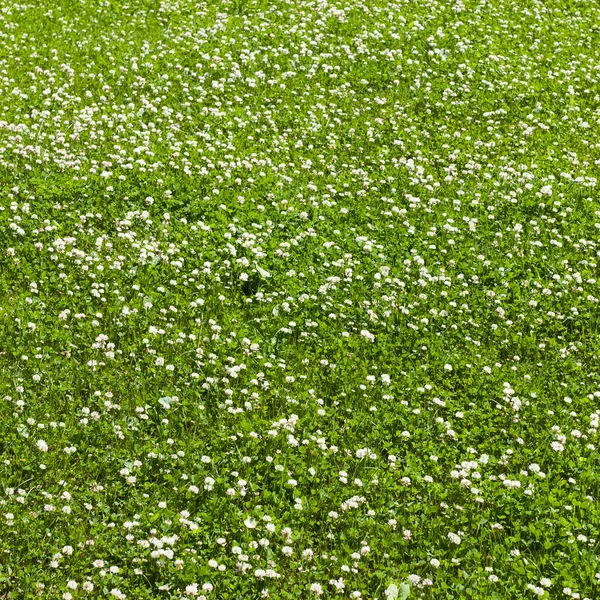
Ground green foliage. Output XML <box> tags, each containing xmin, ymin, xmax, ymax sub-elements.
<box><xmin>0</xmin><ymin>0</ymin><xmax>599</xmax><ymax>598</ymax></box>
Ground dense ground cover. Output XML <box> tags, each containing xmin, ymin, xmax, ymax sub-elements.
<box><xmin>1</xmin><ymin>0</ymin><xmax>600</xmax><ymax>597</ymax></box>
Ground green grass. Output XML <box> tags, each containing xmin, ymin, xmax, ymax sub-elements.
<box><xmin>0</xmin><ymin>0</ymin><xmax>600</xmax><ymax>598</ymax></box>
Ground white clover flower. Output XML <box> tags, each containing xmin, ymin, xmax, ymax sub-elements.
<box><xmin>185</xmin><ymin>583</ymin><xmax>198</xmax><ymax>596</ymax></box>
<box><xmin>448</xmin><ymin>532</ymin><xmax>461</xmax><ymax>544</ymax></box>
<box><xmin>360</xmin><ymin>329</ymin><xmax>375</xmax><ymax>342</ymax></box>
